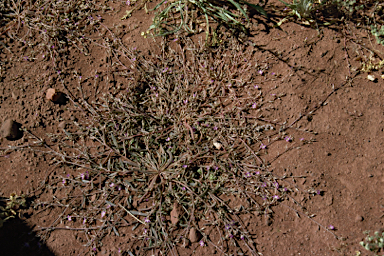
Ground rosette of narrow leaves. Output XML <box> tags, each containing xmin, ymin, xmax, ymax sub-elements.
<box><xmin>148</xmin><ymin>0</ymin><xmax>267</xmax><ymax>40</ymax></box>
<box><xmin>278</xmin><ymin>0</ymin><xmax>314</xmax><ymax>20</ymax></box>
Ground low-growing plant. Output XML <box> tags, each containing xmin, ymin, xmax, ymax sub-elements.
<box><xmin>0</xmin><ymin>193</ymin><xmax>27</xmax><ymax>228</ymax></box>
<box><xmin>371</xmin><ymin>25</ymin><xmax>384</xmax><ymax>46</ymax></box>
<box><xmin>146</xmin><ymin>0</ymin><xmax>267</xmax><ymax>41</ymax></box>
<box><xmin>333</xmin><ymin>0</ymin><xmax>364</xmax><ymax>14</ymax></box>
<box><xmin>26</xmin><ymin>36</ymin><xmax>317</xmax><ymax>255</ymax></box>
<box><xmin>360</xmin><ymin>230</ymin><xmax>384</xmax><ymax>254</ymax></box>
<box><xmin>278</xmin><ymin>0</ymin><xmax>314</xmax><ymax>20</ymax></box>
<box><xmin>0</xmin><ymin>0</ymin><xmax>108</xmax><ymax>66</ymax></box>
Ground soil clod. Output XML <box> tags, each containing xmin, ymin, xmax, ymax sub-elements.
<box><xmin>189</xmin><ymin>227</ymin><xmax>201</xmax><ymax>243</ymax></box>
<box><xmin>46</xmin><ymin>88</ymin><xmax>68</xmax><ymax>105</ymax></box>
<box><xmin>170</xmin><ymin>202</ymin><xmax>183</xmax><ymax>225</ymax></box>
<box><xmin>0</xmin><ymin>119</ymin><xmax>23</xmax><ymax>141</ymax></box>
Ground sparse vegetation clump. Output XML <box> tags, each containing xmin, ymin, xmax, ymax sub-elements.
<box><xmin>0</xmin><ymin>193</ymin><xmax>27</xmax><ymax>228</ymax></box>
<box><xmin>360</xmin><ymin>230</ymin><xmax>384</xmax><ymax>254</ymax></box>
<box><xmin>30</xmin><ymin>37</ymin><xmax>304</xmax><ymax>254</ymax></box>
<box><xmin>145</xmin><ymin>0</ymin><xmax>267</xmax><ymax>41</ymax></box>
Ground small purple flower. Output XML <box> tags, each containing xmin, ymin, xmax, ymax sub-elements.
<box><xmin>173</xmin><ymin>38</ymin><xmax>179</xmax><ymax>42</ymax></box>
<box><xmin>258</xmin><ymin>70</ymin><xmax>263</xmax><ymax>75</ymax></box>
<box><xmin>109</xmin><ymin>183</ymin><xmax>115</xmax><ymax>187</ymax></box>
<box><xmin>213</xmin><ymin>126</ymin><xmax>218</xmax><ymax>131</ymax></box>
<box><xmin>240</xmin><ymin>235</ymin><xmax>245</xmax><ymax>240</ymax></box>
<box><xmin>260</xmin><ymin>143</ymin><xmax>267</xmax><ymax>149</ymax></box>
<box><xmin>182</xmin><ymin>187</ymin><xmax>186</xmax><ymax>191</ymax></box>
<box><xmin>284</xmin><ymin>136</ymin><xmax>292</xmax><ymax>142</ymax></box>
<box><xmin>166</xmin><ymin>137</ymin><xmax>170</xmax><ymax>141</ymax></box>
<box><xmin>83</xmin><ymin>218</ymin><xmax>86</xmax><ymax>224</ymax></box>
<box><xmin>199</xmin><ymin>240</ymin><xmax>204</xmax><ymax>247</ymax></box>
<box><xmin>273</xmin><ymin>195</ymin><xmax>280</xmax><ymax>200</ymax></box>
<box><xmin>67</xmin><ymin>215</ymin><xmax>72</xmax><ymax>221</ymax></box>
<box><xmin>101</xmin><ymin>211</ymin><xmax>106</xmax><ymax>218</ymax></box>
<box><xmin>214</xmin><ymin>166</ymin><xmax>219</xmax><ymax>171</ymax></box>
<box><xmin>245</xmin><ymin>172</ymin><xmax>251</xmax><ymax>178</ymax></box>
<box><xmin>254</xmin><ymin>85</ymin><xmax>259</xmax><ymax>89</ymax></box>
<box><xmin>300</xmin><ymin>138</ymin><xmax>305</xmax><ymax>141</ymax></box>
<box><xmin>274</xmin><ymin>182</ymin><xmax>279</xmax><ymax>189</ymax></box>
<box><xmin>95</xmin><ymin>74</ymin><xmax>99</xmax><ymax>78</ymax></box>
<box><xmin>183</xmin><ymin>99</ymin><xmax>188</xmax><ymax>104</ymax></box>
<box><xmin>252</xmin><ymin>103</ymin><xmax>257</xmax><ymax>109</ymax></box>
<box><xmin>144</xmin><ymin>217</ymin><xmax>150</xmax><ymax>223</ymax></box>
<box><xmin>255</xmin><ymin>171</ymin><xmax>260</xmax><ymax>175</ymax></box>
<box><xmin>182</xmin><ymin>165</ymin><xmax>188</xmax><ymax>168</ymax></box>
<box><xmin>261</xmin><ymin>182</ymin><xmax>267</xmax><ymax>188</ymax></box>
<box><xmin>316</xmin><ymin>190</ymin><xmax>321</xmax><ymax>195</ymax></box>
<box><xmin>162</xmin><ymin>67</ymin><xmax>168</xmax><ymax>73</ymax></box>
<box><xmin>271</xmin><ymin>72</ymin><xmax>276</xmax><ymax>76</ymax></box>
<box><xmin>328</xmin><ymin>225</ymin><xmax>335</xmax><ymax>230</ymax></box>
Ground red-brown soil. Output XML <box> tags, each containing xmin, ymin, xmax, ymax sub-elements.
<box><xmin>1</xmin><ymin>0</ymin><xmax>384</xmax><ymax>255</ymax></box>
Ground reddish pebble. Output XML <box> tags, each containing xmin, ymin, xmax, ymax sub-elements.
<box><xmin>46</xmin><ymin>88</ymin><xmax>60</xmax><ymax>102</ymax></box>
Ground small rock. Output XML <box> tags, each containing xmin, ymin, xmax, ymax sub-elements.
<box><xmin>170</xmin><ymin>202</ymin><xmax>183</xmax><ymax>225</ymax></box>
<box><xmin>355</xmin><ymin>215</ymin><xmax>364</xmax><ymax>222</ymax></box>
<box><xmin>0</xmin><ymin>119</ymin><xmax>23</xmax><ymax>140</ymax></box>
<box><xmin>189</xmin><ymin>227</ymin><xmax>201</xmax><ymax>243</ymax></box>
<box><xmin>46</xmin><ymin>88</ymin><xmax>67</xmax><ymax>104</ymax></box>
<box><xmin>46</xmin><ymin>88</ymin><xmax>59</xmax><ymax>101</ymax></box>
<box><xmin>367</xmin><ymin>74</ymin><xmax>377</xmax><ymax>82</ymax></box>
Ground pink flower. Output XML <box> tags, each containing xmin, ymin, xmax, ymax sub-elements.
<box><xmin>199</xmin><ymin>240</ymin><xmax>204</xmax><ymax>246</ymax></box>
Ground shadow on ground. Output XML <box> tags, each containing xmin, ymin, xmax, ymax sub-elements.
<box><xmin>0</xmin><ymin>218</ymin><xmax>54</xmax><ymax>256</ymax></box>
